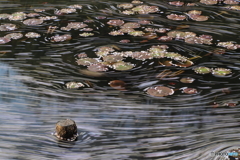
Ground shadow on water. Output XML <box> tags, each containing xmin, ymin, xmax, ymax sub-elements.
<box><xmin>1</xmin><ymin>0</ymin><xmax>240</xmax><ymax>159</ymax></box>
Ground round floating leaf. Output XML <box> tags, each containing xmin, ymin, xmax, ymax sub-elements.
<box><xmin>51</xmin><ymin>34</ymin><xmax>71</xmax><ymax>42</ymax></box>
<box><xmin>191</xmin><ymin>15</ymin><xmax>208</xmax><ymax>21</ymax></box>
<box><xmin>66</xmin><ymin>22</ymin><xmax>88</xmax><ymax>29</ymax></box>
<box><xmin>76</xmin><ymin>58</ymin><xmax>99</xmax><ymax>66</ymax></box>
<box><xmin>138</xmin><ymin>20</ymin><xmax>151</xmax><ymax>25</ymax></box>
<box><xmin>131</xmin><ymin>51</ymin><xmax>152</xmax><ymax>60</ymax></box>
<box><xmin>128</xmin><ymin>30</ymin><xmax>145</xmax><ymax>36</ymax></box>
<box><xmin>0</xmin><ymin>14</ymin><xmax>10</xmax><ymax>20</ymax></box>
<box><xmin>0</xmin><ymin>23</ymin><xmax>17</xmax><ymax>31</ymax></box>
<box><xmin>167</xmin><ymin>14</ymin><xmax>186</xmax><ymax>21</ymax></box>
<box><xmin>131</xmin><ymin>0</ymin><xmax>143</xmax><ymax>4</ymax></box>
<box><xmin>109</xmin><ymin>80</ymin><xmax>126</xmax><ymax>90</ymax></box>
<box><xmin>0</xmin><ymin>37</ymin><xmax>10</xmax><ymax>44</ymax></box>
<box><xmin>65</xmin><ymin>82</ymin><xmax>85</xmax><ymax>89</ymax></box>
<box><xmin>132</xmin><ymin>5</ymin><xmax>159</xmax><ymax>14</ymax></box>
<box><xmin>109</xmin><ymin>30</ymin><xmax>124</xmax><ymax>36</ymax></box>
<box><xmin>27</xmin><ymin>13</ymin><xmax>40</xmax><ymax>17</ymax></box>
<box><xmin>25</xmin><ymin>32</ymin><xmax>41</xmax><ymax>38</ymax></box>
<box><xmin>4</xmin><ymin>33</ymin><xmax>23</xmax><ymax>40</ymax></box>
<box><xmin>200</xmin><ymin>0</ymin><xmax>218</xmax><ymax>5</ymax></box>
<box><xmin>194</xmin><ymin>66</ymin><xmax>211</xmax><ymax>74</ymax></box>
<box><xmin>119</xmin><ymin>39</ymin><xmax>130</xmax><ymax>43</ymax></box>
<box><xmin>122</xmin><ymin>10</ymin><xmax>135</xmax><ymax>15</ymax></box>
<box><xmin>169</xmin><ymin>1</ymin><xmax>184</xmax><ymax>6</ymax></box>
<box><xmin>87</xmin><ymin>63</ymin><xmax>109</xmax><ymax>72</ymax></box>
<box><xmin>68</xmin><ymin>4</ymin><xmax>83</xmax><ymax>9</ymax></box>
<box><xmin>23</xmin><ymin>18</ymin><xmax>43</xmax><ymax>25</ymax></box>
<box><xmin>9</xmin><ymin>12</ymin><xmax>26</xmax><ymax>21</ymax></box>
<box><xmin>112</xmin><ymin>61</ymin><xmax>134</xmax><ymax>71</ymax></box>
<box><xmin>180</xmin><ymin>77</ymin><xmax>195</xmax><ymax>83</ymax></box>
<box><xmin>107</xmin><ymin>19</ymin><xmax>125</xmax><ymax>26</ymax></box>
<box><xmin>103</xmin><ymin>55</ymin><xmax>123</xmax><ymax>63</ymax></box>
<box><xmin>118</xmin><ymin>3</ymin><xmax>133</xmax><ymax>9</ymax></box>
<box><xmin>211</xmin><ymin>68</ymin><xmax>232</xmax><ymax>76</ymax></box>
<box><xmin>146</xmin><ymin>86</ymin><xmax>174</xmax><ymax>97</ymax></box>
<box><xmin>183</xmin><ymin>88</ymin><xmax>198</xmax><ymax>94</ymax></box>
<box><xmin>79</xmin><ymin>32</ymin><xmax>94</xmax><ymax>37</ymax></box>
<box><xmin>158</xmin><ymin>36</ymin><xmax>172</xmax><ymax>42</ymax></box>
<box><xmin>121</xmin><ymin>22</ymin><xmax>140</xmax><ymax>29</ymax></box>
<box><xmin>167</xmin><ymin>31</ymin><xmax>185</xmax><ymax>39</ymax></box>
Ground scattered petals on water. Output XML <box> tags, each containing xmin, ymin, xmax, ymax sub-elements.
<box><xmin>0</xmin><ymin>23</ymin><xmax>17</xmax><ymax>31</ymax></box>
<box><xmin>109</xmin><ymin>80</ymin><xmax>126</xmax><ymax>90</ymax></box>
<box><xmin>87</xmin><ymin>63</ymin><xmax>109</xmax><ymax>72</ymax></box>
<box><xmin>79</xmin><ymin>32</ymin><xmax>94</xmax><ymax>37</ymax></box>
<box><xmin>0</xmin><ymin>37</ymin><xmax>11</xmax><ymax>44</ymax></box>
<box><xmin>25</xmin><ymin>32</ymin><xmax>41</xmax><ymax>38</ymax></box>
<box><xmin>211</xmin><ymin>68</ymin><xmax>232</xmax><ymax>76</ymax></box>
<box><xmin>169</xmin><ymin>1</ymin><xmax>184</xmax><ymax>6</ymax></box>
<box><xmin>107</xmin><ymin>19</ymin><xmax>125</xmax><ymax>26</ymax></box>
<box><xmin>182</xmin><ymin>88</ymin><xmax>198</xmax><ymax>94</ymax></box>
<box><xmin>180</xmin><ymin>77</ymin><xmax>195</xmax><ymax>83</ymax></box>
<box><xmin>4</xmin><ymin>33</ymin><xmax>23</xmax><ymax>40</ymax></box>
<box><xmin>146</xmin><ymin>86</ymin><xmax>174</xmax><ymax>97</ymax></box>
<box><xmin>194</xmin><ymin>66</ymin><xmax>211</xmax><ymax>74</ymax></box>
<box><xmin>167</xmin><ymin>14</ymin><xmax>186</xmax><ymax>20</ymax></box>
<box><xmin>9</xmin><ymin>12</ymin><xmax>26</xmax><ymax>21</ymax></box>
<box><xmin>23</xmin><ymin>18</ymin><xmax>44</xmax><ymax>25</ymax></box>
<box><xmin>112</xmin><ymin>61</ymin><xmax>134</xmax><ymax>71</ymax></box>
<box><xmin>117</xmin><ymin>3</ymin><xmax>134</xmax><ymax>9</ymax></box>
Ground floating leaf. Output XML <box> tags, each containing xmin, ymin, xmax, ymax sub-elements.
<box><xmin>0</xmin><ymin>37</ymin><xmax>10</xmax><ymax>44</ymax></box>
<box><xmin>175</xmin><ymin>60</ymin><xmax>193</xmax><ymax>67</ymax></box>
<box><xmin>66</xmin><ymin>22</ymin><xmax>88</xmax><ymax>30</ymax></box>
<box><xmin>211</xmin><ymin>68</ymin><xmax>232</xmax><ymax>76</ymax></box>
<box><xmin>76</xmin><ymin>58</ymin><xmax>99</xmax><ymax>66</ymax></box>
<box><xmin>191</xmin><ymin>15</ymin><xmax>209</xmax><ymax>21</ymax></box>
<box><xmin>194</xmin><ymin>66</ymin><xmax>211</xmax><ymax>74</ymax></box>
<box><xmin>0</xmin><ymin>23</ymin><xmax>17</xmax><ymax>31</ymax></box>
<box><xmin>146</xmin><ymin>86</ymin><xmax>174</xmax><ymax>97</ymax></box>
<box><xmin>103</xmin><ymin>55</ymin><xmax>123</xmax><ymax>62</ymax></box>
<box><xmin>51</xmin><ymin>34</ymin><xmax>71</xmax><ymax>42</ymax></box>
<box><xmin>65</xmin><ymin>82</ymin><xmax>85</xmax><ymax>89</ymax></box>
<box><xmin>27</xmin><ymin>13</ymin><xmax>40</xmax><ymax>17</ymax></box>
<box><xmin>87</xmin><ymin>63</ymin><xmax>109</xmax><ymax>72</ymax></box>
<box><xmin>158</xmin><ymin>36</ymin><xmax>172</xmax><ymax>42</ymax></box>
<box><xmin>138</xmin><ymin>20</ymin><xmax>151</xmax><ymax>25</ymax></box>
<box><xmin>79</xmin><ymin>32</ymin><xmax>94</xmax><ymax>37</ymax></box>
<box><xmin>132</xmin><ymin>5</ymin><xmax>159</xmax><ymax>14</ymax></box>
<box><xmin>169</xmin><ymin>1</ymin><xmax>184</xmax><ymax>6</ymax></box>
<box><xmin>200</xmin><ymin>0</ymin><xmax>218</xmax><ymax>5</ymax></box>
<box><xmin>180</xmin><ymin>77</ymin><xmax>195</xmax><ymax>83</ymax></box>
<box><xmin>167</xmin><ymin>14</ymin><xmax>186</xmax><ymax>20</ymax></box>
<box><xmin>122</xmin><ymin>10</ymin><xmax>135</xmax><ymax>15</ymax></box>
<box><xmin>112</xmin><ymin>61</ymin><xmax>134</xmax><ymax>71</ymax></box>
<box><xmin>107</xmin><ymin>19</ymin><xmax>125</xmax><ymax>26</ymax></box>
<box><xmin>183</xmin><ymin>88</ymin><xmax>198</xmax><ymax>94</ymax></box>
<box><xmin>121</xmin><ymin>22</ymin><xmax>140</xmax><ymax>29</ymax></box>
<box><xmin>0</xmin><ymin>14</ymin><xmax>10</xmax><ymax>20</ymax></box>
<box><xmin>68</xmin><ymin>4</ymin><xmax>83</xmax><ymax>9</ymax></box>
<box><xmin>109</xmin><ymin>80</ymin><xmax>126</xmax><ymax>90</ymax></box>
<box><xmin>25</xmin><ymin>32</ymin><xmax>41</xmax><ymax>38</ymax></box>
<box><xmin>119</xmin><ymin>39</ymin><xmax>130</xmax><ymax>43</ymax></box>
<box><xmin>23</xmin><ymin>18</ymin><xmax>43</xmax><ymax>25</ymax></box>
<box><xmin>4</xmin><ymin>33</ymin><xmax>23</xmax><ymax>40</ymax></box>
<box><xmin>117</xmin><ymin>3</ymin><xmax>134</xmax><ymax>9</ymax></box>
<box><xmin>224</xmin><ymin>0</ymin><xmax>239</xmax><ymax>4</ymax></box>
<box><xmin>109</xmin><ymin>30</ymin><xmax>124</xmax><ymax>36</ymax></box>
<box><xmin>128</xmin><ymin>30</ymin><xmax>145</xmax><ymax>36</ymax></box>
<box><xmin>131</xmin><ymin>0</ymin><xmax>143</xmax><ymax>4</ymax></box>
<box><xmin>227</xmin><ymin>5</ymin><xmax>240</xmax><ymax>10</ymax></box>
<box><xmin>217</xmin><ymin>41</ymin><xmax>237</xmax><ymax>50</ymax></box>
<box><xmin>9</xmin><ymin>12</ymin><xmax>26</xmax><ymax>21</ymax></box>
<box><xmin>131</xmin><ymin>51</ymin><xmax>152</xmax><ymax>60</ymax></box>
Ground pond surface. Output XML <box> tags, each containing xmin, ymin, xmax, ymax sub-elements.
<box><xmin>0</xmin><ymin>0</ymin><xmax>240</xmax><ymax>159</ymax></box>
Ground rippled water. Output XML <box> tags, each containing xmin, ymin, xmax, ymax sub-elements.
<box><xmin>1</xmin><ymin>0</ymin><xmax>240</xmax><ymax>160</ymax></box>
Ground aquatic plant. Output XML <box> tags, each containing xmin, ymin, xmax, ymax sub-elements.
<box><xmin>0</xmin><ymin>14</ymin><xmax>10</xmax><ymax>20</ymax></box>
<box><xmin>167</xmin><ymin>14</ymin><xmax>186</xmax><ymax>20</ymax></box>
<box><xmin>79</xmin><ymin>32</ymin><xmax>94</xmax><ymax>37</ymax></box>
<box><xmin>107</xmin><ymin>19</ymin><xmax>125</xmax><ymax>26</ymax></box>
<box><xmin>146</xmin><ymin>86</ymin><xmax>174</xmax><ymax>97</ymax></box>
<box><xmin>112</xmin><ymin>61</ymin><xmax>134</xmax><ymax>71</ymax></box>
<box><xmin>4</xmin><ymin>33</ymin><xmax>23</xmax><ymax>40</ymax></box>
<box><xmin>128</xmin><ymin>30</ymin><xmax>145</xmax><ymax>36</ymax></box>
<box><xmin>23</xmin><ymin>18</ymin><xmax>44</xmax><ymax>25</ymax></box>
<box><xmin>68</xmin><ymin>4</ymin><xmax>83</xmax><ymax>9</ymax></box>
<box><xmin>109</xmin><ymin>80</ymin><xmax>126</xmax><ymax>90</ymax></box>
<box><xmin>9</xmin><ymin>12</ymin><xmax>26</xmax><ymax>21</ymax></box>
<box><xmin>194</xmin><ymin>66</ymin><xmax>211</xmax><ymax>74</ymax></box>
<box><xmin>200</xmin><ymin>0</ymin><xmax>218</xmax><ymax>5</ymax></box>
<box><xmin>117</xmin><ymin>3</ymin><xmax>134</xmax><ymax>9</ymax></box>
<box><xmin>0</xmin><ymin>23</ymin><xmax>17</xmax><ymax>31</ymax></box>
<box><xmin>51</xmin><ymin>34</ymin><xmax>71</xmax><ymax>42</ymax></box>
<box><xmin>180</xmin><ymin>77</ymin><xmax>195</xmax><ymax>83</ymax></box>
<box><xmin>211</xmin><ymin>68</ymin><xmax>232</xmax><ymax>76</ymax></box>
<box><xmin>109</xmin><ymin>30</ymin><xmax>124</xmax><ymax>36</ymax></box>
<box><xmin>76</xmin><ymin>58</ymin><xmax>99</xmax><ymax>66</ymax></box>
<box><xmin>169</xmin><ymin>1</ymin><xmax>184</xmax><ymax>6</ymax></box>
<box><xmin>102</xmin><ymin>55</ymin><xmax>123</xmax><ymax>63</ymax></box>
<box><xmin>0</xmin><ymin>37</ymin><xmax>10</xmax><ymax>44</ymax></box>
<box><xmin>182</xmin><ymin>88</ymin><xmax>198</xmax><ymax>94</ymax></box>
<box><xmin>87</xmin><ymin>63</ymin><xmax>109</xmax><ymax>72</ymax></box>
<box><xmin>65</xmin><ymin>82</ymin><xmax>85</xmax><ymax>89</ymax></box>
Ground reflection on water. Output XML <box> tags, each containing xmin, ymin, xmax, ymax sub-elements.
<box><xmin>0</xmin><ymin>0</ymin><xmax>240</xmax><ymax>159</ymax></box>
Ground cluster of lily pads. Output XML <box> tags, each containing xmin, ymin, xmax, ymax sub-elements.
<box><xmin>194</xmin><ymin>66</ymin><xmax>232</xmax><ymax>76</ymax></box>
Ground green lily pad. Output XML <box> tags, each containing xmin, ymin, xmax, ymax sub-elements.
<box><xmin>112</xmin><ymin>61</ymin><xmax>134</xmax><ymax>71</ymax></box>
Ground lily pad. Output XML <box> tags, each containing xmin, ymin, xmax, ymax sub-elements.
<box><xmin>117</xmin><ymin>3</ymin><xmax>134</xmax><ymax>9</ymax></box>
<box><xmin>128</xmin><ymin>30</ymin><xmax>145</xmax><ymax>36</ymax></box>
<box><xmin>0</xmin><ymin>37</ymin><xmax>10</xmax><ymax>44</ymax></box>
<box><xmin>180</xmin><ymin>77</ymin><xmax>195</xmax><ymax>83</ymax></box>
<box><xmin>103</xmin><ymin>55</ymin><xmax>123</xmax><ymax>62</ymax></box>
<box><xmin>87</xmin><ymin>63</ymin><xmax>109</xmax><ymax>72</ymax></box>
<box><xmin>68</xmin><ymin>4</ymin><xmax>83</xmax><ymax>9</ymax></box>
<box><xmin>0</xmin><ymin>23</ymin><xmax>17</xmax><ymax>31</ymax></box>
<box><xmin>121</xmin><ymin>22</ymin><xmax>140</xmax><ymax>29</ymax></box>
<box><xmin>25</xmin><ymin>32</ymin><xmax>41</xmax><ymax>38</ymax></box>
<box><xmin>109</xmin><ymin>30</ymin><xmax>124</xmax><ymax>36</ymax></box>
<box><xmin>211</xmin><ymin>68</ymin><xmax>232</xmax><ymax>76</ymax></box>
<box><xmin>132</xmin><ymin>5</ymin><xmax>159</xmax><ymax>14</ymax></box>
<box><xmin>169</xmin><ymin>1</ymin><xmax>184</xmax><ymax>6</ymax></box>
<box><xmin>4</xmin><ymin>33</ymin><xmax>23</xmax><ymax>40</ymax></box>
<box><xmin>66</xmin><ymin>22</ymin><xmax>88</xmax><ymax>30</ymax></box>
<box><xmin>9</xmin><ymin>12</ymin><xmax>26</xmax><ymax>21</ymax></box>
<box><xmin>51</xmin><ymin>34</ymin><xmax>71</xmax><ymax>42</ymax></box>
<box><xmin>0</xmin><ymin>14</ymin><xmax>10</xmax><ymax>20</ymax></box>
<box><xmin>167</xmin><ymin>14</ymin><xmax>186</xmax><ymax>20</ymax></box>
<box><xmin>131</xmin><ymin>51</ymin><xmax>152</xmax><ymax>60</ymax></box>
<box><xmin>107</xmin><ymin>19</ymin><xmax>125</xmax><ymax>26</ymax></box>
<box><xmin>183</xmin><ymin>88</ymin><xmax>198</xmax><ymax>94</ymax></box>
<box><xmin>194</xmin><ymin>66</ymin><xmax>211</xmax><ymax>74</ymax></box>
<box><xmin>146</xmin><ymin>86</ymin><xmax>174</xmax><ymax>97</ymax></box>
<box><xmin>109</xmin><ymin>80</ymin><xmax>126</xmax><ymax>90</ymax></box>
<box><xmin>23</xmin><ymin>18</ymin><xmax>43</xmax><ymax>25</ymax></box>
<box><xmin>200</xmin><ymin>0</ymin><xmax>218</xmax><ymax>5</ymax></box>
<box><xmin>76</xmin><ymin>58</ymin><xmax>99</xmax><ymax>66</ymax></box>
<box><xmin>112</xmin><ymin>61</ymin><xmax>134</xmax><ymax>71</ymax></box>
<box><xmin>79</xmin><ymin>32</ymin><xmax>94</xmax><ymax>37</ymax></box>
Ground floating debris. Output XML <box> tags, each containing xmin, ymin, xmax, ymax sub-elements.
<box><xmin>0</xmin><ymin>23</ymin><xmax>17</xmax><ymax>31</ymax></box>
<box><xmin>55</xmin><ymin>119</ymin><xmax>78</xmax><ymax>141</ymax></box>
<box><xmin>109</xmin><ymin>80</ymin><xmax>126</xmax><ymax>90</ymax></box>
<box><xmin>25</xmin><ymin>32</ymin><xmax>41</xmax><ymax>38</ymax></box>
<box><xmin>107</xmin><ymin>19</ymin><xmax>125</xmax><ymax>26</ymax></box>
<box><xmin>51</xmin><ymin>34</ymin><xmax>71</xmax><ymax>42</ymax></box>
<box><xmin>23</xmin><ymin>18</ymin><xmax>44</xmax><ymax>25</ymax></box>
<box><xmin>180</xmin><ymin>77</ymin><xmax>195</xmax><ymax>83</ymax></box>
<box><xmin>4</xmin><ymin>33</ymin><xmax>23</xmax><ymax>40</ymax></box>
<box><xmin>194</xmin><ymin>66</ymin><xmax>211</xmax><ymax>74</ymax></box>
<box><xmin>9</xmin><ymin>12</ymin><xmax>26</xmax><ymax>21</ymax></box>
<box><xmin>183</xmin><ymin>88</ymin><xmax>198</xmax><ymax>94</ymax></box>
<box><xmin>211</xmin><ymin>68</ymin><xmax>232</xmax><ymax>76</ymax></box>
<box><xmin>167</xmin><ymin>14</ymin><xmax>186</xmax><ymax>20</ymax></box>
<box><xmin>87</xmin><ymin>63</ymin><xmax>109</xmax><ymax>72</ymax></box>
<box><xmin>76</xmin><ymin>58</ymin><xmax>99</xmax><ymax>66</ymax></box>
<box><xmin>79</xmin><ymin>32</ymin><xmax>94</xmax><ymax>37</ymax></box>
<box><xmin>66</xmin><ymin>82</ymin><xmax>85</xmax><ymax>89</ymax></box>
<box><xmin>112</xmin><ymin>61</ymin><xmax>134</xmax><ymax>71</ymax></box>
<box><xmin>0</xmin><ymin>14</ymin><xmax>10</xmax><ymax>20</ymax></box>
<box><xmin>0</xmin><ymin>37</ymin><xmax>10</xmax><ymax>44</ymax></box>
<box><xmin>117</xmin><ymin>3</ymin><xmax>134</xmax><ymax>9</ymax></box>
<box><xmin>169</xmin><ymin>1</ymin><xmax>184</xmax><ymax>6</ymax></box>
<box><xmin>131</xmin><ymin>5</ymin><xmax>159</xmax><ymax>14</ymax></box>
<box><xmin>146</xmin><ymin>86</ymin><xmax>174</xmax><ymax>97</ymax></box>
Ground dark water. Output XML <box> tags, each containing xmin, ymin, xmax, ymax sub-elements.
<box><xmin>0</xmin><ymin>0</ymin><xmax>240</xmax><ymax>160</ymax></box>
